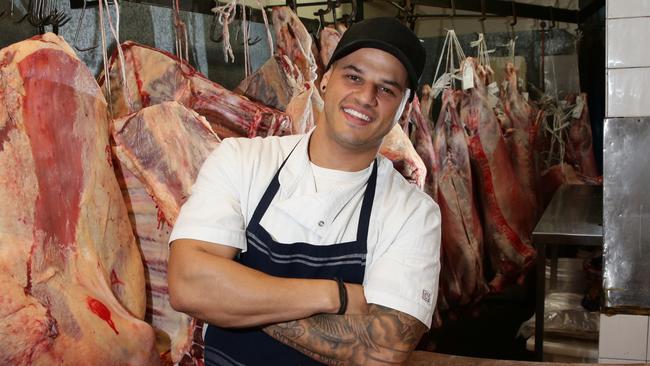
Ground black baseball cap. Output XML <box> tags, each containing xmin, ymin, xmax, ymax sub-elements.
<box><xmin>326</xmin><ymin>17</ymin><xmax>426</xmax><ymax>101</ymax></box>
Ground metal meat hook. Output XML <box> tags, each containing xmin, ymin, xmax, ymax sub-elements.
<box><xmin>210</xmin><ymin>13</ymin><xmax>224</xmax><ymax>42</ymax></box>
<box><xmin>73</xmin><ymin>0</ymin><xmax>99</xmax><ymax>51</ymax></box>
<box><xmin>240</xmin><ymin>7</ymin><xmax>262</xmax><ymax>46</ymax></box>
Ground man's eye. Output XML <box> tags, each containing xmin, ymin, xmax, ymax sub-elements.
<box><xmin>346</xmin><ymin>75</ymin><xmax>360</xmax><ymax>82</ymax></box>
<box><xmin>380</xmin><ymin>87</ymin><xmax>396</xmax><ymax>96</ymax></box>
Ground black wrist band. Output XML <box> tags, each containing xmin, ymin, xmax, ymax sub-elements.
<box><xmin>334</xmin><ymin>277</ymin><xmax>348</xmax><ymax>315</ymax></box>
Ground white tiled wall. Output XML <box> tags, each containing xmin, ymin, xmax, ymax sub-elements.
<box><xmin>606</xmin><ymin>2</ymin><xmax>650</xmax><ymax>118</ymax></box>
<box><xmin>599</xmin><ymin>314</ymin><xmax>649</xmax><ymax>361</ymax></box>
<box><xmin>598</xmin><ymin>359</ymin><xmax>647</xmax><ymax>364</ymax></box>
<box><xmin>602</xmin><ymin>1</ymin><xmax>650</xmax><ymax>362</ymax></box>
<box><xmin>607</xmin><ymin>68</ymin><xmax>650</xmax><ymax>117</ymax></box>
<box><xmin>607</xmin><ymin>18</ymin><xmax>650</xmax><ymax>69</ymax></box>
<box><xmin>647</xmin><ymin>319</ymin><xmax>650</xmax><ymax>361</ymax></box>
<box><xmin>607</xmin><ymin>0</ymin><xmax>650</xmax><ymax>19</ymax></box>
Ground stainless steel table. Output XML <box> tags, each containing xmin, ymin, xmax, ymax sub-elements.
<box><xmin>531</xmin><ymin>184</ymin><xmax>603</xmax><ymax>361</ymax></box>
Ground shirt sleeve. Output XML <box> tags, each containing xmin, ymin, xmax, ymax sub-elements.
<box><xmin>169</xmin><ymin>138</ymin><xmax>247</xmax><ymax>251</ymax></box>
<box><xmin>363</xmin><ymin>197</ymin><xmax>441</xmax><ymax>328</ymax></box>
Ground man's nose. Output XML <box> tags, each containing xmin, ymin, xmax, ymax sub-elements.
<box><xmin>354</xmin><ymin>83</ymin><xmax>378</xmax><ymax>106</ymax></box>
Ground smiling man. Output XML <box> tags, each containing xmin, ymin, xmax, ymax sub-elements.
<box><xmin>167</xmin><ymin>17</ymin><xmax>441</xmax><ymax>366</ymax></box>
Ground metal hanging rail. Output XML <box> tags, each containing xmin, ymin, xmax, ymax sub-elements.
<box><xmin>408</xmin><ymin>0</ymin><xmax>604</xmax><ymax>24</ymax></box>
<box><xmin>116</xmin><ymin>0</ymin><xmax>320</xmax><ymax>28</ymax></box>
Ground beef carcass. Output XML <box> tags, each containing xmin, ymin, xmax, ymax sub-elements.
<box><xmin>380</xmin><ymin>124</ymin><xmax>427</xmax><ymax>189</ymax></box>
<box><xmin>111</xmin><ymin>101</ymin><xmax>220</xmax><ymax>365</ymax></box>
<box><xmin>272</xmin><ymin>6</ymin><xmax>318</xmax><ymax>84</ymax></box>
<box><xmin>101</xmin><ymin>42</ymin><xmax>291</xmax><ymax>138</ymax></box>
<box><xmin>237</xmin><ymin>6</ymin><xmax>322</xmax><ymax>133</ymax></box>
<box><xmin>319</xmin><ymin>26</ymin><xmax>343</xmax><ymax>68</ymax></box>
<box><xmin>461</xmin><ymin>58</ymin><xmax>536</xmax><ymax>292</ymax></box>
<box><xmin>410</xmin><ymin>94</ymin><xmax>437</xmax><ymax>197</ymax></box>
<box><xmin>565</xmin><ymin>93</ymin><xmax>599</xmax><ymax>178</ymax></box>
<box><xmin>500</xmin><ymin>63</ymin><xmax>541</xmax><ymax>215</ymax></box>
<box><xmin>0</xmin><ymin>33</ymin><xmax>157</xmax><ymax>365</ymax></box>
<box><xmin>234</xmin><ymin>55</ymin><xmax>293</xmax><ymax>111</ymax></box>
<box><xmin>114</xmin><ymin>166</ymin><xmax>196</xmax><ymax>365</ymax></box>
<box><xmin>271</xmin><ymin>7</ymin><xmax>322</xmax><ymax>134</ymax></box>
<box><xmin>112</xmin><ymin>101</ymin><xmax>220</xmax><ymax>226</ymax></box>
<box><xmin>434</xmin><ymin>89</ymin><xmax>487</xmax><ymax>309</ymax></box>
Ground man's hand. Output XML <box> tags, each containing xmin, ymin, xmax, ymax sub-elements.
<box><xmin>344</xmin><ymin>283</ymin><xmax>369</xmax><ymax>315</ymax></box>
<box><xmin>263</xmin><ymin>304</ymin><xmax>427</xmax><ymax>366</ymax></box>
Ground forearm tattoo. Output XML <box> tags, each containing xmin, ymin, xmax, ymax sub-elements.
<box><xmin>263</xmin><ymin>305</ymin><xmax>427</xmax><ymax>365</ymax></box>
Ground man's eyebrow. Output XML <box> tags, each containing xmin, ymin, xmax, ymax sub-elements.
<box><xmin>342</xmin><ymin>64</ymin><xmax>363</xmax><ymax>74</ymax></box>
<box><xmin>381</xmin><ymin>79</ymin><xmax>403</xmax><ymax>90</ymax></box>
<box><xmin>341</xmin><ymin>64</ymin><xmax>404</xmax><ymax>90</ymax></box>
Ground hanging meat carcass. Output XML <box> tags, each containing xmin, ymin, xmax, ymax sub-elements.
<box><xmin>500</xmin><ymin>63</ymin><xmax>542</xmax><ymax>216</ymax></box>
<box><xmin>565</xmin><ymin>93</ymin><xmax>599</xmax><ymax>178</ymax></box>
<box><xmin>101</xmin><ymin>42</ymin><xmax>291</xmax><ymax>138</ymax></box>
<box><xmin>533</xmin><ymin>91</ymin><xmax>601</xmax><ymax>208</ymax></box>
<box><xmin>461</xmin><ymin>58</ymin><xmax>536</xmax><ymax>292</ymax></box>
<box><xmin>268</xmin><ymin>6</ymin><xmax>322</xmax><ymax>134</ymax></box>
<box><xmin>111</xmin><ymin>101</ymin><xmax>220</xmax><ymax>365</ymax></box>
<box><xmin>379</xmin><ymin>124</ymin><xmax>427</xmax><ymax>189</ymax></box>
<box><xmin>112</xmin><ymin>101</ymin><xmax>220</xmax><ymax>227</ymax></box>
<box><xmin>410</xmin><ymin>93</ymin><xmax>438</xmax><ymax>197</ymax></box>
<box><xmin>319</xmin><ymin>26</ymin><xmax>343</xmax><ymax>70</ymax></box>
<box><xmin>272</xmin><ymin>7</ymin><xmax>318</xmax><ymax>84</ymax></box>
<box><xmin>0</xmin><ymin>33</ymin><xmax>157</xmax><ymax>365</ymax></box>
<box><xmin>434</xmin><ymin>89</ymin><xmax>487</xmax><ymax>310</ymax></box>
<box><xmin>236</xmin><ymin>6</ymin><xmax>322</xmax><ymax>134</ymax></box>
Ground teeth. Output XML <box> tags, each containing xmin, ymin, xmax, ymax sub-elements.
<box><xmin>344</xmin><ymin>108</ymin><xmax>371</xmax><ymax>122</ymax></box>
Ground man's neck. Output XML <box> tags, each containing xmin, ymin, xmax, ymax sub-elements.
<box><xmin>308</xmin><ymin>127</ymin><xmax>378</xmax><ymax>172</ymax></box>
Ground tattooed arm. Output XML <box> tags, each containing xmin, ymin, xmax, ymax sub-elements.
<box><xmin>263</xmin><ymin>304</ymin><xmax>427</xmax><ymax>365</ymax></box>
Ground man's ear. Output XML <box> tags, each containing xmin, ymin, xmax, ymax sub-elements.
<box><xmin>320</xmin><ymin>68</ymin><xmax>333</xmax><ymax>92</ymax></box>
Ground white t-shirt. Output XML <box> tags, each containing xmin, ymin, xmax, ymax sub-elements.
<box><xmin>170</xmin><ymin>130</ymin><xmax>441</xmax><ymax>327</ymax></box>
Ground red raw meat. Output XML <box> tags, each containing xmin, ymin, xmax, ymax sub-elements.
<box><xmin>272</xmin><ymin>6</ymin><xmax>318</xmax><ymax>84</ymax></box>
<box><xmin>100</xmin><ymin>41</ymin><xmax>291</xmax><ymax>138</ymax></box>
<box><xmin>272</xmin><ymin>7</ymin><xmax>322</xmax><ymax>134</ymax></box>
<box><xmin>237</xmin><ymin>7</ymin><xmax>321</xmax><ymax>134</ymax></box>
<box><xmin>235</xmin><ymin>55</ymin><xmax>293</xmax><ymax>111</ymax></box>
<box><xmin>434</xmin><ymin>89</ymin><xmax>487</xmax><ymax>309</ymax></box>
<box><xmin>319</xmin><ymin>26</ymin><xmax>342</xmax><ymax>68</ymax></box>
<box><xmin>501</xmin><ymin>63</ymin><xmax>541</xmax><ymax>215</ymax></box>
<box><xmin>112</xmin><ymin>101</ymin><xmax>220</xmax><ymax>365</ymax></box>
<box><xmin>0</xmin><ymin>33</ymin><xmax>157</xmax><ymax>365</ymax></box>
<box><xmin>410</xmin><ymin>94</ymin><xmax>437</xmax><ymax>197</ymax></box>
<box><xmin>565</xmin><ymin>93</ymin><xmax>599</xmax><ymax>178</ymax></box>
<box><xmin>380</xmin><ymin>124</ymin><xmax>427</xmax><ymax>189</ymax></box>
<box><xmin>461</xmin><ymin>58</ymin><xmax>536</xmax><ymax>292</ymax></box>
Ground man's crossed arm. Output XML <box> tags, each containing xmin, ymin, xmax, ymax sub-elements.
<box><xmin>264</xmin><ymin>304</ymin><xmax>427</xmax><ymax>365</ymax></box>
<box><xmin>168</xmin><ymin>239</ymin><xmax>427</xmax><ymax>365</ymax></box>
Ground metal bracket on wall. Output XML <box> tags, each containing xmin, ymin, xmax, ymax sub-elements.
<box><xmin>69</xmin><ymin>0</ymin><xmax>114</xmax><ymax>8</ymax></box>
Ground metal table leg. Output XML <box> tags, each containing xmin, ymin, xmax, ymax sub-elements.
<box><xmin>550</xmin><ymin>244</ymin><xmax>559</xmax><ymax>291</ymax></box>
<box><xmin>535</xmin><ymin>242</ymin><xmax>546</xmax><ymax>361</ymax></box>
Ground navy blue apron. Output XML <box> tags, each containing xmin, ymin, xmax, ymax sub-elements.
<box><xmin>204</xmin><ymin>147</ymin><xmax>378</xmax><ymax>366</ymax></box>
